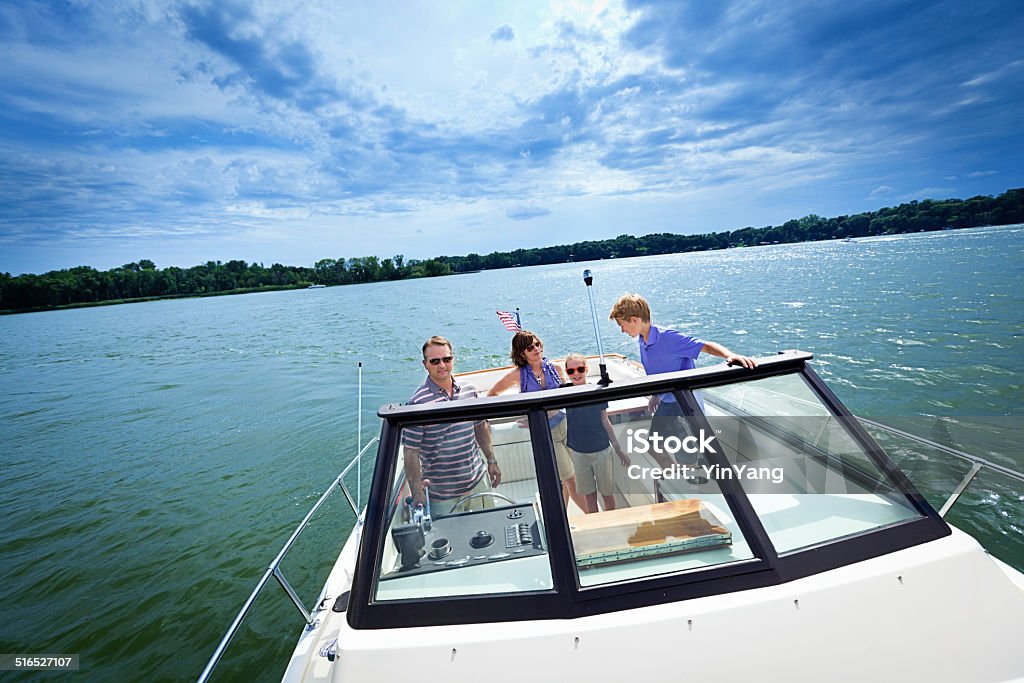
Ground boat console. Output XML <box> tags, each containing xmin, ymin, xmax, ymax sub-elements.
<box><xmin>384</xmin><ymin>502</ymin><xmax>546</xmax><ymax>579</ymax></box>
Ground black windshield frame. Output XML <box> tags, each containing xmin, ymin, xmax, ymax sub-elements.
<box><xmin>346</xmin><ymin>351</ymin><xmax>949</xmax><ymax>629</ymax></box>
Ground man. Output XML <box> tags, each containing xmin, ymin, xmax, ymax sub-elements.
<box><xmin>403</xmin><ymin>336</ymin><xmax>501</xmax><ymax>512</ymax></box>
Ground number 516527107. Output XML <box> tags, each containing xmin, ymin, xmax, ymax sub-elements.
<box><xmin>1</xmin><ymin>654</ymin><xmax>79</xmax><ymax>671</ymax></box>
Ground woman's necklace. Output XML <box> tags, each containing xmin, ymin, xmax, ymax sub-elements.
<box><xmin>531</xmin><ymin>365</ymin><xmax>544</xmax><ymax>387</ymax></box>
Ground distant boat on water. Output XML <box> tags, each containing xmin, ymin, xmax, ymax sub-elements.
<box><xmin>307</xmin><ymin>284</ymin><xmax>326</xmax><ymax>289</ymax></box>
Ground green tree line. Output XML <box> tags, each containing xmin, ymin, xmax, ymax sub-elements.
<box><xmin>2</xmin><ymin>188</ymin><xmax>1022</xmax><ymax>313</ymax></box>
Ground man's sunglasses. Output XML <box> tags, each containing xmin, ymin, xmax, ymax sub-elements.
<box><xmin>565</xmin><ymin>367</ymin><xmax>587</xmax><ymax>375</ymax></box>
<box><xmin>426</xmin><ymin>356</ymin><xmax>454</xmax><ymax>366</ymax></box>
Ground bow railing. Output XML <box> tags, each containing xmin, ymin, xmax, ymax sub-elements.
<box><xmin>197</xmin><ymin>437</ymin><xmax>378</xmax><ymax>683</ymax></box>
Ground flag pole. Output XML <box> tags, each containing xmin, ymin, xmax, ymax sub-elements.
<box><xmin>583</xmin><ymin>269</ymin><xmax>611</xmax><ymax>386</ymax></box>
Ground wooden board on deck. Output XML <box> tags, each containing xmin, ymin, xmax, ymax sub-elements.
<box><xmin>571</xmin><ymin>499</ymin><xmax>731</xmax><ymax>567</ymax></box>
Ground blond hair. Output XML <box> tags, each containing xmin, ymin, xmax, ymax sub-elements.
<box><xmin>608</xmin><ymin>293</ymin><xmax>651</xmax><ymax>323</ymax></box>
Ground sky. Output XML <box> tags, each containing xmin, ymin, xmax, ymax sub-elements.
<box><xmin>1</xmin><ymin>0</ymin><xmax>1022</xmax><ymax>275</ymax></box>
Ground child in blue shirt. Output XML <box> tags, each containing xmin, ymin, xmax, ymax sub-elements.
<box><xmin>609</xmin><ymin>293</ymin><xmax>756</xmax><ymax>473</ymax></box>
<box><xmin>563</xmin><ymin>353</ymin><xmax>630</xmax><ymax>513</ymax></box>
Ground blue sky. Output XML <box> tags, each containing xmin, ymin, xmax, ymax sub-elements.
<box><xmin>1</xmin><ymin>1</ymin><xmax>1022</xmax><ymax>275</ymax></box>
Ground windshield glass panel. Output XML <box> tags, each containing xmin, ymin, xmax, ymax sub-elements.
<box><xmin>702</xmin><ymin>373</ymin><xmax>921</xmax><ymax>554</ymax></box>
<box><xmin>373</xmin><ymin>413</ymin><xmax>554</xmax><ymax>602</ymax></box>
<box><xmin>565</xmin><ymin>393</ymin><xmax>757</xmax><ymax>587</ymax></box>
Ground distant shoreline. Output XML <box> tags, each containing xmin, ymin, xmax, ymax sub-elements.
<box><xmin>0</xmin><ymin>284</ymin><xmax>308</xmax><ymax>315</ymax></box>
<box><xmin>0</xmin><ymin>223</ymin><xmax>1012</xmax><ymax>316</ymax></box>
<box><xmin>3</xmin><ymin>188</ymin><xmax>1021</xmax><ymax>315</ymax></box>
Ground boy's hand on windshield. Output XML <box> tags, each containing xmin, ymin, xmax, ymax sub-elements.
<box><xmin>726</xmin><ymin>354</ymin><xmax>757</xmax><ymax>369</ymax></box>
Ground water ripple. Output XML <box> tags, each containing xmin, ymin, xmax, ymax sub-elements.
<box><xmin>0</xmin><ymin>226</ymin><xmax>1021</xmax><ymax>679</ymax></box>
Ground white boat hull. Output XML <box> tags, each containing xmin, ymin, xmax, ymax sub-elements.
<box><xmin>269</xmin><ymin>354</ymin><xmax>1024</xmax><ymax>683</ymax></box>
<box><xmin>284</xmin><ymin>525</ymin><xmax>1024</xmax><ymax>682</ymax></box>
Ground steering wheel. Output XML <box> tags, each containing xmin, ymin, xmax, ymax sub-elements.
<box><xmin>446</xmin><ymin>491</ymin><xmax>516</xmax><ymax>515</ymax></box>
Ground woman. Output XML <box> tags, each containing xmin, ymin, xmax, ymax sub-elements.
<box><xmin>488</xmin><ymin>330</ymin><xmax>586</xmax><ymax>510</ymax></box>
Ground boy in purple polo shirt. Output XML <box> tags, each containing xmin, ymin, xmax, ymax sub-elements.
<box><xmin>609</xmin><ymin>294</ymin><xmax>756</xmax><ymax>472</ymax></box>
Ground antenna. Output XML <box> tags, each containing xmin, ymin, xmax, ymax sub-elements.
<box><xmin>357</xmin><ymin>362</ymin><xmax>363</xmax><ymax>508</ymax></box>
<box><xmin>582</xmin><ymin>269</ymin><xmax>611</xmax><ymax>386</ymax></box>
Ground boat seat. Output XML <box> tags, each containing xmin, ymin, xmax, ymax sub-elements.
<box><xmin>493</xmin><ymin>439</ymin><xmax>536</xmax><ymax>483</ymax></box>
<box><xmin>495</xmin><ymin>478</ymin><xmax>538</xmax><ymax>504</ymax></box>
<box><xmin>489</xmin><ymin>421</ymin><xmax>539</xmax><ymax>503</ymax></box>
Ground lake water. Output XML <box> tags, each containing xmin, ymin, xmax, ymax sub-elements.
<box><xmin>2</xmin><ymin>226</ymin><xmax>1022</xmax><ymax>680</ymax></box>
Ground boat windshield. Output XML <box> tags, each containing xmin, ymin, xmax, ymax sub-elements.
<box><xmin>364</xmin><ymin>355</ymin><xmax>934</xmax><ymax>618</ymax></box>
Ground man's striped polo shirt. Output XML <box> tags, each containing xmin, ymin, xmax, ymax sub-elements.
<box><xmin>402</xmin><ymin>377</ymin><xmax>485</xmax><ymax>500</ymax></box>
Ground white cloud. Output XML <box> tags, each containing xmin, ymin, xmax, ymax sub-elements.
<box><xmin>1</xmin><ymin>0</ymin><xmax>1022</xmax><ymax>274</ymax></box>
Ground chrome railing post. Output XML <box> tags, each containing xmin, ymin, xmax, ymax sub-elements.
<box><xmin>338</xmin><ymin>477</ymin><xmax>359</xmax><ymax>519</ymax></box>
<box><xmin>938</xmin><ymin>462</ymin><xmax>983</xmax><ymax>518</ymax></box>
<box><xmin>273</xmin><ymin>566</ymin><xmax>314</xmax><ymax>625</ymax></box>
<box><xmin>339</xmin><ymin>437</ymin><xmax>379</xmax><ymax>516</ymax></box>
<box><xmin>858</xmin><ymin>418</ymin><xmax>1024</xmax><ymax>517</ymax></box>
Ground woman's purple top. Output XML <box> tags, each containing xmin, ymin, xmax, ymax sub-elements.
<box><xmin>519</xmin><ymin>358</ymin><xmax>566</xmax><ymax>427</ymax></box>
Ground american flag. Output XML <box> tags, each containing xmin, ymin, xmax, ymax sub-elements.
<box><xmin>496</xmin><ymin>310</ymin><xmax>521</xmax><ymax>332</ymax></box>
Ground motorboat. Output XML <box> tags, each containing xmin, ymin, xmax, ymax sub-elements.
<box><xmin>199</xmin><ymin>351</ymin><xmax>1024</xmax><ymax>682</ymax></box>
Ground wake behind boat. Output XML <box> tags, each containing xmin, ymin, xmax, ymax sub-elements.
<box><xmin>199</xmin><ymin>349</ymin><xmax>1024</xmax><ymax>682</ymax></box>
